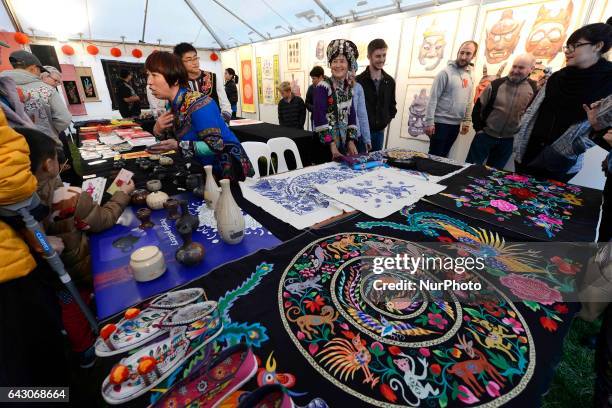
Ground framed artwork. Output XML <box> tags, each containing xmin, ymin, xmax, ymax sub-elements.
<box><xmin>273</xmin><ymin>55</ymin><xmax>280</xmax><ymax>104</ymax></box>
<box><xmin>100</xmin><ymin>60</ymin><xmax>150</xmax><ymax>110</ymax></box>
<box><xmin>287</xmin><ymin>39</ymin><xmax>301</xmax><ymax>70</ymax></box>
<box><xmin>400</xmin><ymin>79</ymin><xmax>433</xmax><ymax>141</ymax></box>
<box><xmin>30</xmin><ymin>44</ymin><xmax>61</xmax><ymax>72</ymax></box>
<box><xmin>63</xmin><ymin>80</ymin><xmax>82</xmax><ymax>105</ymax></box>
<box><xmin>75</xmin><ymin>66</ymin><xmax>99</xmax><ymax>102</ymax></box>
<box><xmin>240</xmin><ymin>59</ymin><xmax>255</xmax><ymax>112</ymax></box>
<box><xmin>408</xmin><ymin>9</ymin><xmax>461</xmax><ymax>77</ymax></box>
<box><xmin>283</xmin><ymin>71</ymin><xmax>305</xmax><ymax>98</ymax></box>
<box><xmin>261</xmin><ymin>56</ymin><xmax>274</xmax><ymax>79</ymax></box>
<box><xmin>478</xmin><ymin>0</ymin><xmax>582</xmax><ymax>75</ymax></box>
<box><xmin>262</xmin><ymin>79</ymin><xmax>275</xmax><ymax>105</ymax></box>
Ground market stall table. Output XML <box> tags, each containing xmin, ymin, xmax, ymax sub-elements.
<box><xmin>90</xmin><ymin>193</ymin><xmax>281</xmax><ymax>319</ymax></box>
<box><xmin>230</xmin><ymin>122</ymin><xmax>314</xmax><ymax>167</ymax></box>
<box><xmin>91</xmin><ymin>200</ymin><xmax>592</xmax><ymax>407</ymax></box>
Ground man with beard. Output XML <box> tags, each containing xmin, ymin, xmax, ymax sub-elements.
<box><xmin>425</xmin><ymin>41</ymin><xmax>477</xmax><ymax>157</ymax></box>
<box><xmin>466</xmin><ymin>54</ymin><xmax>537</xmax><ymax>169</ymax></box>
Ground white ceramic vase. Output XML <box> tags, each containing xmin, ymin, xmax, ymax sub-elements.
<box><xmin>203</xmin><ymin>165</ymin><xmax>220</xmax><ymax>209</ymax></box>
<box><xmin>214</xmin><ymin>179</ymin><xmax>245</xmax><ymax>244</ymax></box>
<box><xmin>146</xmin><ymin>191</ymin><xmax>169</xmax><ymax>210</ymax></box>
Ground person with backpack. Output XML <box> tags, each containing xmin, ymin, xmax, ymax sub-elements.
<box><xmin>466</xmin><ymin>54</ymin><xmax>537</xmax><ymax>169</ymax></box>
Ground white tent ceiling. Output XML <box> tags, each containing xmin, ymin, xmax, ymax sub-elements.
<box><xmin>2</xmin><ymin>0</ymin><xmax>438</xmax><ymax>49</ymax></box>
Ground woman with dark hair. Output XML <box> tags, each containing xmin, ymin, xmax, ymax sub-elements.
<box><xmin>224</xmin><ymin>68</ymin><xmax>238</xmax><ymax>119</ymax></box>
<box><xmin>146</xmin><ymin>52</ymin><xmax>253</xmax><ymax>181</ymax></box>
<box><xmin>115</xmin><ymin>69</ymin><xmax>141</xmax><ymax>118</ymax></box>
<box><xmin>311</xmin><ymin>39</ymin><xmax>360</xmax><ymax>163</ymax></box>
<box><xmin>514</xmin><ymin>23</ymin><xmax>612</xmax><ymax>182</ymax></box>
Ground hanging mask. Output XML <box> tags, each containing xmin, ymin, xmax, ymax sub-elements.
<box><xmin>418</xmin><ymin>20</ymin><xmax>446</xmax><ymax>71</ymax></box>
<box><xmin>485</xmin><ymin>10</ymin><xmax>524</xmax><ymax>64</ymax></box>
<box><xmin>316</xmin><ymin>40</ymin><xmax>325</xmax><ymax>60</ymax></box>
<box><xmin>525</xmin><ymin>0</ymin><xmax>573</xmax><ymax>61</ymax></box>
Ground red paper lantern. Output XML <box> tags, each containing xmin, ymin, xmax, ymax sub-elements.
<box><xmin>61</xmin><ymin>45</ymin><xmax>75</xmax><ymax>55</ymax></box>
<box><xmin>14</xmin><ymin>32</ymin><xmax>29</xmax><ymax>45</ymax></box>
<box><xmin>86</xmin><ymin>44</ymin><xmax>99</xmax><ymax>55</ymax></box>
<box><xmin>210</xmin><ymin>52</ymin><xmax>219</xmax><ymax>61</ymax></box>
<box><xmin>15</xmin><ymin>33</ymin><xmax>30</xmax><ymax>45</ymax></box>
<box><xmin>110</xmin><ymin>47</ymin><xmax>122</xmax><ymax>57</ymax></box>
<box><xmin>131</xmin><ymin>48</ymin><xmax>142</xmax><ymax>58</ymax></box>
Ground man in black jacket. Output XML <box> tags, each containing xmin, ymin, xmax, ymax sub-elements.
<box><xmin>356</xmin><ymin>39</ymin><xmax>397</xmax><ymax>151</ymax></box>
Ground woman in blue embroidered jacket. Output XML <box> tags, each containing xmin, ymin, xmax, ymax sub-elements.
<box><xmin>311</xmin><ymin>39</ymin><xmax>360</xmax><ymax>163</ymax></box>
<box><xmin>146</xmin><ymin>52</ymin><xmax>253</xmax><ymax>181</ymax></box>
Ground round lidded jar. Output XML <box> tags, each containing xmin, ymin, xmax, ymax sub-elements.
<box><xmin>129</xmin><ymin>245</ymin><xmax>166</xmax><ymax>282</ymax></box>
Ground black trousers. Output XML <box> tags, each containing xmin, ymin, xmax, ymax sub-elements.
<box><xmin>0</xmin><ymin>267</ymin><xmax>68</xmax><ymax>387</ymax></box>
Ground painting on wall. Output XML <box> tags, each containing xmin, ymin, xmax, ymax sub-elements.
<box><xmin>287</xmin><ymin>39</ymin><xmax>301</xmax><ymax>70</ymax></box>
<box><xmin>256</xmin><ymin>57</ymin><xmax>263</xmax><ymax>103</ymax></box>
<box><xmin>409</xmin><ymin>10</ymin><xmax>460</xmax><ymax>77</ymax></box>
<box><xmin>30</xmin><ymin>44</ymin><xmax>61</xmax><ymax>72</ymax></box>
<box><xmin>400</xmin><ymin>80</ymin><xmax>433</xmax><ymax>141</ymax></box>
<box><xmin>75</xmin><ymin>66</ymin><xmax>100</xmax><ymax>102</ymax></box>
<box><xmin>261</xmin><ymin>56</ymin><xmax>274</xmax><ymax>79</ymax></box>
<box><xmin>283</xmin><ymin>71</ymin><xmax>305</xmax><ymax>97</ymax></box>
<box><xmin>63</xmin><ymin>80</ymin><xmax>81</xmax><ymax>105</ymax></box>
<box><xmin>262</xmin><ymin>78</ymin><xmax>275</xmax><ymax>105</ymax></box>
<box><xmin>100</xmin><ymin>60</ymin><xmax>149</xmax><ymax>110</ymax></box>
<box><xmin>478</xmin><ymin>0</ymin><xmax>581</xmax><ymax>75</ymax></box>
<box><xmin>273</xmin><ymin>55</ymin><xmax>280</xmax><ymax>104</ymax></box>
<box><xmin>240</xmin><ymin>59</ymin><xmax>255</xmax><ymax>112</ymax></box>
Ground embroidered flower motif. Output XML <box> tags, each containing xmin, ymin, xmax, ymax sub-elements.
<box><xmin>540</xmin><ymin>316</ymin><xmax>558</xmax><ymax>332</ymax></box>
<box><xmin>501</xmin><ymin>317</ymin><xmax>524</xmax><ymax>334</ymax></box>
<box><xmin>388</xmin><ymin>345</ymin><xmax>401</xmax><ymax>356</ymax></box>
<box><xmin>550</xmin><ymin>256</ymin><xmax>580</xmax><ymax>275</ymax></box>
<box><xmin>489</xmin><ymin>199</ymin><xmax>518</xmax><ymax>212</ymax></box>
<box><xmin>477</xmin><ymin>206</ymin><xmax>496</xmax><ymax>214</ymax></box>
<box><xmin>509</xmin><ymin>187</ymin><xmax>536</xmax><ymax>200</ymax></box>
<box><xmin>324</xmin><ymin>134</ymin><xmax>333</xmax><ymax>143</ymax></box>
<box><xmin>505</xmin><ymin>174</ymin><xmax>529</xmax><ymax>182</ymax></box>
<box><xmin>304</xmin><ymin>295</ymin><xmax>325</xmax><ymax>312</ymax></box>
<box><xmin>486</xmin><ymin>381</ymin><xmax>501</xmax><ymax>397</ymax></box>
<box><xmin>562</xmin><ymin>193</ymin><xmax>582</xmax><ymax>206</ymax></box>
<box><xmin>538</xmin><ymin>214</ymin><xmax>563</xmax><ymax>225</ymax></box>
<box><xmin>554</xmin><ymin>303</ymin><xmax>569</xmax><ymax>314</ymax></box>
<box><xmin>457</xmin><ymin>385</ymin><xmax>480</xmax><ymax>404</ymax></box>
<box><xmin>327</xmin><ymin>96</ymin><xmax>334</xmax><ymax>105</ymax></box>
<box><xmin>379</xmin><ymin>383</ymin><xmax>397</xmax><ymax>402</ymax></box>
<box><xmin>419</xmin><ymin>347</ymin><xmax>430</xmax><ymax>357</ymax></box>
<box><xmin>430</xmin><ymin>363</ymin><xmax>441</xmax><ymax>375</ymax></box>
<box><xmin>427</xmin><ymin>312</ymin><xmax>448</xmax><ymax>329</ymax></box>
<box><xmin>500</xmin><ymin>274</ymin><xmax>562</xmax><ymax>304</ymax></box>
<box><xmin>196</xmin><ymin>380</ymin><xmax>208</xmax><ymax>393</ymax></box>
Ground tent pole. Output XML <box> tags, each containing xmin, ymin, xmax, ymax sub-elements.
<box><xmin>141</xmin><ymin>0</ymin><xmax>149</xmax><ymax>43</ymax></box>
<box><xmin>209</xmin><ymin>0</ymin><xmax>268</xmax><ymax>40</ymax></box>
<box><xmin>184</xmin><ymin>0</ymin><xmax>228</xmax><ymax>49</ymax></box>
<box><xmin>2</xmin><ymin>0</ymin><xmax>22</xmax><ymax>32</ymax></box>
<box><xmin>313</xmin><ymin>0</ymin><xmax>338</xmax><ymax>23</ymax></box>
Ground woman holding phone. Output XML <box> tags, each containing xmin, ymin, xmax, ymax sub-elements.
<box><xmin>146</xmin><ymin>52</ymin><xmax>253</xmax><ymax>181</ymax></box>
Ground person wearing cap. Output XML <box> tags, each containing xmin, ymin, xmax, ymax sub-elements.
<box><xmin>311</xmin><ymin>39</ymin><xmax>360</xmax><ymax>164</ymax></box>
<box><xmin>0</xmin><ymin>50</ymin><xmax>71</xmax><ymax>145</ymax></box>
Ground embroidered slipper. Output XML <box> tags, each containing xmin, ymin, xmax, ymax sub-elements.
<box><xmin>237</xmin><ymin>384</ymin><xmax>295</xmax><ymax>408</ymax></box>
<box><xmin>151</xmin><ymin>343</ymin><xmax>258</xmax><ymax>408</ymax></box>
<box><xmin>101</xmin><ymin>300</ymin><xmax>222</xmax><ymax>405</ymax></box>
<box><xmin>96</xmin><ymin>288</ymin><xmax>205</xmax><ymax>357</ymax></box>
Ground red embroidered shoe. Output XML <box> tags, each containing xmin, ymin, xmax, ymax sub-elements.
<box><xmin>152</xmin><ymin>343</ymin><xmax>258</xmax><ymax>408</ymax></box>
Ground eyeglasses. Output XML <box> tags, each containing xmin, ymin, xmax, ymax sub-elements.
<box><xmin>182</xmin><ymin>56</ymin><xmax>200</xmax><ymax>63</ymax></box>
<box><xmin>563</xmin><ymin>42</ymin><xmax>593</xmax><ymax>53</ymax></box>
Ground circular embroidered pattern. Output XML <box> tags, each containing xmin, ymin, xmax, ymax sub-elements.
<box><xmin>279</xmin><ymin>232</ymin><xmax>535</xmax><ymax>407</ymax></box>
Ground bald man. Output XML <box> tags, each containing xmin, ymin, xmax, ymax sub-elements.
<box><xmin>467</xmin><ymin>54</ymin><xmax>538</xmax><ymax>169</ymax></box>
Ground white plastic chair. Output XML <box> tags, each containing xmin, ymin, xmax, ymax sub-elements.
<box><xmin>267</xmin><ymin>137</ymin><xmax>303</xmax><ymax>173</ymax></box>
<box><xmin>242</xmin><ymin>141</ymin><xmax>273</xmax><ymax>178</ymax></box>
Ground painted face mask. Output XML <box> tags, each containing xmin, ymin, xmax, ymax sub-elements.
<box><xmin>485</xmin><ymin>10</ymin><xmax>524</xmax><ymax>64</ymax></box>
<box><xmin>418</xmin><ymin>20</ymin><xmax>446</xmax><ymax>71</ymax></box>
<box><xmin>316</xmin><ymin>40</ymin><xmax>325</xmax><ymax>60</ymax></box>
<box><xmin>408</xmin><ymin>89</ymin><xmax>429</xmax><ymax>137</ymax></box>
<box><xmin>525</xmin><ymin>0</ymin><xmax>573</xmax><ymax>61</ymax></box>
<box><xmin>473</xmin><ymin>63</ymin><xmax>507</xmax><ymax>103</ymax></box>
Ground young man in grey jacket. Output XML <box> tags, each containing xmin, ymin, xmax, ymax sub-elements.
<box><xmin>0</xmin><ymin>51</ymin><xmax>71</xmax><ymax>146</ymax></box>
<box><xmin>466</xmin><ymin>54</ymin><xmax>537</xmax><ymax>169</ymax></box>
<box><xmin>425</xmin><ymin>41</ymin><xmax>477</xmax><ymax>158</ymax></box>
